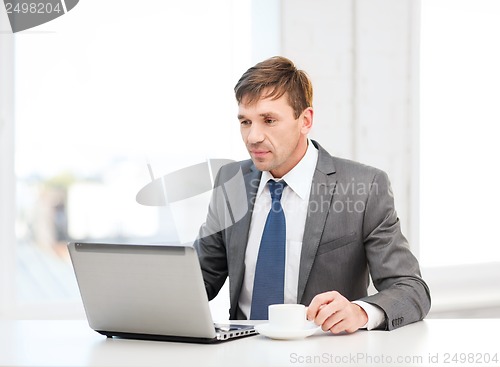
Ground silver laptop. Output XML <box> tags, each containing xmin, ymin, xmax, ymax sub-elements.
<box><xmin>68</xmin><ymin>242</ymin><xmax>256</xmax><ymax>343</ymax></box>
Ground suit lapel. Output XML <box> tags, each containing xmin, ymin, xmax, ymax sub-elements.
<box><xmin>297</xmin><ymin>142</ymin><xmax>337</xmax><ymax>303</ymax></box>
<box><xmin>227</xmin><ymin>142</ymin><xmax>337</xmax><ymax>311</ymax></box>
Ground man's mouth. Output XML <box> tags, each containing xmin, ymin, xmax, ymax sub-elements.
<box><xmin>250</xmin><ymin>150</ymin><xmax>270</xmax><ymax>158</ymax></box>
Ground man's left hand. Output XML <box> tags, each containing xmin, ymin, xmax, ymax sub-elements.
<box><xmin>306</xmin><ymin>291</ymin><xmax>368</xmax><ymax>334</ymax></box>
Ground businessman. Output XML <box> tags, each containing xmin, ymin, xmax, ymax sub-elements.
<box><xmin>194</xmin><ymin>56</ymin><xmax>431</xmax><ymax>333</ymax></box>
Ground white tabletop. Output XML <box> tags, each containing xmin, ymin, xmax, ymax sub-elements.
<box><xmin>0</xmin><ymin>319</ymin><xmax>499</xmax><ymax>367</ymax></box>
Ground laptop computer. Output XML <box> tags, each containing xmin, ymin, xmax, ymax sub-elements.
<box><xmin>67</xmin><ymin>242</ymin><xmax>256</xmax><ymax>343</ymax></box>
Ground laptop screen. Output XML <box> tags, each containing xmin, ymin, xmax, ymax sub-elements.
<box><xmin>68</xmin><ymin>242</ymin><xmax>218</xmax><ymax>339</ymax></box>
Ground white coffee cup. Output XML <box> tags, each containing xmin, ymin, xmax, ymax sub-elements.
<box><xmin>268</xmin><ymin>304</ymin><xmax>307</xmax><ymax>330</ymax></box>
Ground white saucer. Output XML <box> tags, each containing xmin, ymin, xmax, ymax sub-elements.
<box><xmin>255</xmin><ymin>322</ymin><xmax>320</xmax><ymax>340</ymax></box>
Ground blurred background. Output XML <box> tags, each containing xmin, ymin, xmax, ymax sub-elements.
<box><xmin>1</xmin><ymin>0</ymin><xmax>499</xmax><ymax>321</ymax></box>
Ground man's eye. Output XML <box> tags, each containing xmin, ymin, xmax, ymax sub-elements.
<box><xmin>265</xmin><ymin>119</ymin><xmax>276</xmax><ymax>124</ymax></box>
<box><xmin>240</xmin><ymin>120</ymin><xmax>251</xmax><ymax>126</ymax></box>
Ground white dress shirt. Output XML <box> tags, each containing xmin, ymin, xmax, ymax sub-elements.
<box><xmin>238</xmin><ymin>140</ymin><xmax>384</xmax><ymax>330</ymax></box>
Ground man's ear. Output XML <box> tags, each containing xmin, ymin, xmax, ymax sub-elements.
<box><xmin>300</xmin><ymin>107</ymin><xmax>314</xmax><ymax>134</ymax></box>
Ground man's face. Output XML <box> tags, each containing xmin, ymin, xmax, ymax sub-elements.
<box><xmin>238</xmin><ymin>92</ymin><xmax>313</xmax><ymax>178</ymax></box>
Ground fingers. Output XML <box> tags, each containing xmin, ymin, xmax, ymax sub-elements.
<box><xmin>306</xmin><ymin>291</ymin><xmax>340</xmax><ymax>321</ymax></box>
<box><xmin>315</xmin><ymin>300</ymin><xmax>343</xmax><ymax>329</ymax></box>
<box><xmin>307</xmin><ymin>291</ymin><xmax>366</xmax><ymax>334</ymax></box>
<box><xmin>321</xmin><ymin>308</ymin><xmax>345</xmax><ymax>331</ymax></box>
<box><xmin>322</xmin><ymin>308</ymin><xmax>362</xmax><ymax>334</ymax></box>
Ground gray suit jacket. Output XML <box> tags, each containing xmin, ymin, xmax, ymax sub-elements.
<box><xmin>194</xmin><ymin>140</ymin><xmax>431</xmax><ymax>330</ymax></box>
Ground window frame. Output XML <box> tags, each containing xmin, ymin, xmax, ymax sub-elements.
<box><xmin>0</xmin><ymin>17</ymin><xmax>16</xmax><ymax>318</ymax></box>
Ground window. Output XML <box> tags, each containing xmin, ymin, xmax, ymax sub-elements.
<box><xmin>420</xmin><ymin>0</ymin><xmax>500</xmax><ymax>267</ymax></box>
<box><xmin>7</xmin><ymin>0</ymin><xmax>254</xmax><ymax>319</ymax></box>
<box><xmin>420</xmin><ymin>0</ymin><xmax>500</xmax><ymax>317</ymax></box>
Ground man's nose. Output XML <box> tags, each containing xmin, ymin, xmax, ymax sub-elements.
<box><xmin>246</xmin><ymin>124</ymin><xmax>265</xmax><ymax>144</ymax></box>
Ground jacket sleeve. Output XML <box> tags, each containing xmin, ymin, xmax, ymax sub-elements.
<box><xmin>193</xmin><ymin>169</ymin><xmax>229</xmax><ymax>301</ymax></box>
<box><xmin>360</xmin><ymin>170</ymin><xmax>431</xmax><ymax>330</ymax></box>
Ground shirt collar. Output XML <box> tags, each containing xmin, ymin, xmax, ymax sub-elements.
<box><xmin>257</xmin><ymin>139</ymin><xmax>319</xmax><ymax>200</ymax></box>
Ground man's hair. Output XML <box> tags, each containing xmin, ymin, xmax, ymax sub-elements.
<box><xmin>234</xmin><ymin>56</ymin><xmax>313</xmax><ymax>119</ymax></box>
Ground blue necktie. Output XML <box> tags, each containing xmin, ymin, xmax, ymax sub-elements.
<box><xmin>250</xmin><ymin>180</ymin><xmax>287</xmax><ymax>320</ymax></box>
